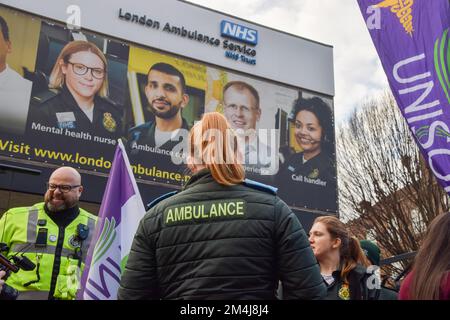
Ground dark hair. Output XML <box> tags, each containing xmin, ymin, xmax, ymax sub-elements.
<box><xmin>148</xmin><ymin>62</ymin><xmax>186</xmax><ymax>93</ymax></box>
<box><xmin>223</xmin><ymin>81</ymin><xmax>260</xmax><ymax>109</ymax></box>
<box><xmin>0</xmin><ymin>15</ymin><xmax>10</xmax><ymax>41</ymax></box>
<box><xmin>290</xmin><ymin>96</ymin><xmax>333</xmax><ymax>151</ymax></box>
<box><xmin>313</xmin><ymin>216</ymin><xmax>370</xmax><ymax>283</ymax></box>
<box><xmin>410</xmin><ymin>212</ymin><xmax>450</xmax><ymax>299</ymax></box>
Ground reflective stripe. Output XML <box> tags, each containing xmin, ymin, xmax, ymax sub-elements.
<box><xmin>63</xmin><ymin>247</ymin><xmax>74</xmax><ymax>258</ymax></box>
<box><xmin>12</xmin><ymin>243</ymin><xmax>54</xmax><ymax>255</ymax></box>
<box><xmin>13</xmin><ymin>214</ymin><xmax>96</xmax><ymax>262</ymax></box>
<box><xmin>61</xmin><ymin>247</ymin><xmax>76</xmax><ymax>259</ymax></box>
<box><xmin>26</xmin><ymin>208</ymin><xmax>39</xmax><ymax>244</ymax></box>
<box><xmin>80</xmin><ymin>217</ymin><xmax>96</xmax><ymax>263</ymax></box>
<box><xmin>17</xmin><ymin>290</ymin><xmax>50</xmax><ymax>300</ymax></box>
<box><xmin>12</xmin><ymin>243</ymin><xmax>74</xmax><ymax>258</ymax></box>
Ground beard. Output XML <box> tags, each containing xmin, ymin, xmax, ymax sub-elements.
<box><xmin>149</xmin><ymin>99</ymin><xmax>182</xmax><ymax>119</ymax></box>
<box><xmin>46</xmin><ymin>201</ymin><xmax>67</xmax><ymax>212</ymax></box>
<box><xmin>45</xmin><ymin>193</ymin><xmax>77</xmax><ymax>213</ymax></box>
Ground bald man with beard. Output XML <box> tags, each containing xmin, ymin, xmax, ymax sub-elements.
<box><xmin>0</xmin><ymin>167</ymin><xmax>97</xmax><ymax>300</ymax></box>
<box><xmin>44</xmin><ymin>167</ymin><xmax>83</xmax><ymax>213</ymax></box>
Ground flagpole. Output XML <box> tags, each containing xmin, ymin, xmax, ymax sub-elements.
<box><xmin>76</xmin><ymin>139</ymin><xmax>146</xmax><ymax>300</ymax></box>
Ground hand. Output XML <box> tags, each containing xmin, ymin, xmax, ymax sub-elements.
<box><xmin>0</xmin><ymin>270</ymin><xmax>5</xmax><ymax>293</ymax></box>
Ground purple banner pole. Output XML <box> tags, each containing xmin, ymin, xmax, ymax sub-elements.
<box><xmin>76</xmin><ymin>139</ymin><xmax>146</xmax><ymax>300</ymax></box>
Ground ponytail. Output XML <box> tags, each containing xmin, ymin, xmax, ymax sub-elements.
<box><xmin>341</xmin><ymin>237</ymin><xmax>370</xmax><ymax>283</ymax></box>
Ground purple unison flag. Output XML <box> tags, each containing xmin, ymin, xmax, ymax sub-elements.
<box><xmin>77</xmin><ymin>139</ymin><xmax>146</xmax><ymax>300</ymax></box>
<box><xmin>357</xmin><ymin>0</ymin><xmax>450</xmax><ymax>193</ymax></box>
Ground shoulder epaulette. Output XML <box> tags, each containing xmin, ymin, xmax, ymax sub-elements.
<box><xmin>129</xmin><ymin>122</ymin><xmax>153</xmax><ymax>133</ymax></box>
<box><xmin>102</xmin><ymin>96</ymin><xmax>118</xmax><ymax>107</ymax></box>
<box><xmin>146</xmin><ymin>191</ymin><xmax>178</xmax><ymax>210</ymax></box>
<box><xmin>128</xmin><ymin>122</ymin><xmax>154</xmax><ymax>145</ymax></box>
<box><xmin>243</xmin><ymin>179</ymin><xmax>277</xmax><ymax>195</ymax></box>
<box><xmin>128</xmin><ymin>122</ymin><xmax>153</xmax><ymax>139</ymax></box>
<box><xmin>99</xmin><ymin>97</ymin><xmax>123</xmax><ymax>117</ymax></box>
<box><xmin>32</xmin><ymin>89</ymin><xmax>58</xmax><ymax>105</ymax></box>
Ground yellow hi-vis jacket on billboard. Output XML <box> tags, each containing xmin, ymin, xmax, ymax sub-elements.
<box><xmin>0</xmin><ymin>202</ymin><xmax>97</xmax><ymax>300</ymax></box>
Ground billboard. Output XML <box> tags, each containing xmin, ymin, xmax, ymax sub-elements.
<box><xmin>0</xmin><ymin>3</ymin><xmax>337</xmax><ymax>213</ymax></box>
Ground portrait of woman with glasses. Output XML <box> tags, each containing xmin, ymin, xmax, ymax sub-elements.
<box><xmin>28</xmin><ymin>40</ymin><xmax>122</xmax><ymax>140</ymax></box>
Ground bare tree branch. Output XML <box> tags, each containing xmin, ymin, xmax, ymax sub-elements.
<box><xmin>337</xmin><ymin>92</ymin><xmax>449</xmax><ymax>276</ymax></box>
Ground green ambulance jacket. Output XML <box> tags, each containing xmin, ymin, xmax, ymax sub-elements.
<box><xmin>0</xmin><ymin>202</ymin><xmax>97</xmax><ymax>300</ymax></box>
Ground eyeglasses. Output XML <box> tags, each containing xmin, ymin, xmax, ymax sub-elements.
<box><xmin>67</xmin><ymin>61</ymin><xmax>106</xmax><ymax>79</ymax></box>
<box><xmin>46</xmin><ymin>183</ymin><xmax>81</xmax><ymax>193</ymax></box>
<box><xmin>224</xmin><ymin>104</ymin><xmax>257</xmax><ymax>114</ymax></box>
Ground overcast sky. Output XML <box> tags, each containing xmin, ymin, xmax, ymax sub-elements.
<box><xmin>187</xmin><ymin>0</ymin><xmax>390</xmax><ymax>124</ymax></box>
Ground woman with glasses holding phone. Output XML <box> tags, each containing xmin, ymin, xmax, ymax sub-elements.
<box><xmin>28</xmin><ymin>40</ymin><xmax>122</xmax><ymax>140</ymax></box>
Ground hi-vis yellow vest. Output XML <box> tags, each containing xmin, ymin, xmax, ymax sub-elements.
<box><xmin>0</xmin><ymin>202</ymin><xmax>97</xmax><ymax>300</ymax></box>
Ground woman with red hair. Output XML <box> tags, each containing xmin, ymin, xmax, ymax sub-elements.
<box><xmin>118</xmin><ymin>112</ymin><xmax>326</xmax><ymax>300</ymax></box>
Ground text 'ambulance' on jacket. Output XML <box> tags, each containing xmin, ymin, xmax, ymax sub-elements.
<box><xmin>118</xmin><ymin>169</ymin><xmax>326</xmax><ymax>300</ymax></box>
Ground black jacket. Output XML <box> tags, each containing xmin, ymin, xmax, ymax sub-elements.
<box><xmin>128</xmin><ymin>117</ymin><xmax>190</xmax><ymax>151</ymax></box>
<box><xmin>324</xmin><ymin>264</ymin><xmax>380</xmax><ymax>300</ymax></box>
<box><xmin>27</xmin><ymin>85</ymin><xmax>123</xmax><ymax>140</ymax></box>
<box><xmin>118</xmin><ymin>169</ymin><xmax>326</xmax><ymax>300</ymax></box>
<box><xmin>276</xmin><ymin>151</ymin><xmax>337</xmax><ymax>212</ymax></box>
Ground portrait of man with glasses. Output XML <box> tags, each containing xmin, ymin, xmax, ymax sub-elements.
<box><xmin>27</xmin><ymin>40</ymin><xmax>123</xmax><ymax>142</ymax></box>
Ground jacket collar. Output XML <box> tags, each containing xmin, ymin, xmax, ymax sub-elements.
<box><xmin>142</xmin><ymin>117</ymin><xmax>189</xmax><ymax>148</ymax></box>
<box><xmin>44</xmin><ymin>203</ymin><xmax>80</xmax><ymax>228</ymax></box>
<box><xmin>183</xmin><ymin>168</ymin><xmax>213</xmax><ymax>191</ymax></box>
<box><xmin>330</xmin><ymin>264</ymin><xmax>368</xmax><ymax>300</ymax></box>
<box><xmin>60</xmin><ymin>85</ymin><xmax>101</xmax><ymax>122</ymax></box>
<box><xmin>331</xmin><ymin>264</ymin><xmax>367</xmax><ymax>279</ymax></box>
<box><xmin>61</xmin><ymin>85</ymin><xmax>83</xmax><ymax>111</ymax></box>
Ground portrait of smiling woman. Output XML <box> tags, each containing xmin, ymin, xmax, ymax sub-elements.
<box><xmin>28</xmin><ymin>40</ymin><xmax>122</xmax><ymax>139</ymax></box>
<box><xmin>276</xmin><ymin>96</ymin><xmax>337</xmax><ymax>211</ymax></box>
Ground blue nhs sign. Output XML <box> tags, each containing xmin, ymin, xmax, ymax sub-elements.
<box><xmin>220</xmin><ymin>20</ymin><xmax>258</xmax><ymax>45</ymax></box>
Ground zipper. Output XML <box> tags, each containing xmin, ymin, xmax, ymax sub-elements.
<box><xmin>48</xmin><ymin>225</ymin><xmax>65</xmax><ymax>299</ymax></box>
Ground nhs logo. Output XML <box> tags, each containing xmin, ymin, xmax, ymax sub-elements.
<box><xmin>220</xmin><ymin>20</ymin><xmax>258</xmax><ymax>45</ymax></box>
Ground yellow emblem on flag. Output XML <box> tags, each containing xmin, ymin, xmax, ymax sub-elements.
<box><xmin>375</xmin><ymin>0</ymin><xmax>414</xmax><ymax>36</ymax></box>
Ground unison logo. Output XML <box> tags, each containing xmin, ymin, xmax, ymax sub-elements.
<box><xmin>220</xmin><ymin>20</ymin><xmax>258</xmax><ymax>45</ymax></box>
<box><xmin>434</xmin><ymin>28</ymin><xmax>450</xmax><ymax>105</ymax></box>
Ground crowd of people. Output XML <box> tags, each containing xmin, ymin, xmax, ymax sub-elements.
<box><xmin>0</xmin><ymin>17</ymin><xmax>448</xmax><ymax>297</ymax></box>
<box><xmin>1</xmin><ymin>111</ymin><xmax>449</xmax><ymax>301</ymax></box>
